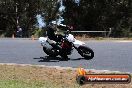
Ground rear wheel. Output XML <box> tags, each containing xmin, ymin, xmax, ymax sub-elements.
<box><xmin>78</xmin><ymin>46</ymin><xmax>94</xmax><ymax>60</ymax></box>
<box><xmin>60</xmin><ymin>54</ymin><xmax>69</xmax><ymax>61</ymax></box>
<box><xmin>43</xmin><ymin>47</ymin><xmax>58</xmax><ymax>57</ymax></box>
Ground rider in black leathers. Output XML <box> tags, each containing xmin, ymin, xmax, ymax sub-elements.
<box><xmin>46</xmin><ymin>22</ymin><xmax>74</xmax><ymax>59</ymax></box>
<box><xmin>47</xmin><ymin>22</ymin><xmax>57</xmax><ymax>41</ymax></box>
<box><xmin>46</xmin><ymin>22</ymin><xmax>63</xmax><ymax>50</ymax></box>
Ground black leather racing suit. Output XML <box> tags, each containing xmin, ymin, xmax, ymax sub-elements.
<box><xmin>46</xmin><ymin>26</ymin><xmax>57</xmax><ymax>41</ymax></box>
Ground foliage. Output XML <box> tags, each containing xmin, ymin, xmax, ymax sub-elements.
<box><xmin>0</xmin><ymin>0</ymin><xmax>58</xmax><ymax>37</ymax></box>
<box><xmin>63</xmin><ymin>0</ymin><xmax>132</xmax><ymax>37</ymax></box>
<box><xmin>0</xmin><ymin>0</ymin><xmax>132</xmax><ymax>37</ymax></box>
<box><xmin>32</xmin><ymin>28</ymin><xmax>46</xmax><ymax>38</ymax></box>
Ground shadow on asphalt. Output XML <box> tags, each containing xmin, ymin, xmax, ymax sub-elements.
<box><xmin>33</xmin><ymin>56</ymin><xmax>89</xmax><ymax>62</ymax></box>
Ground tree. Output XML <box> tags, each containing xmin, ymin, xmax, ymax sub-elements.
<box><xmin>0</xmin><ymin>0</ymin><xmax>59</xmax><ymax>37</ymax></box>
<box><xmin>39</xmin><ymin>0</ymin><xmax>59</xmax><ymax>24</ymax></box>
<box><xmin>63</xmin><ymin>0</ymin><xmax>132</xmax><ymax>37</ymax></box>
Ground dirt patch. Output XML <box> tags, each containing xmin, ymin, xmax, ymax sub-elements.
<box><xmin>0</xmin><ymin>64</ymin><xmax>131</xmax><ymax>88</ymax></box>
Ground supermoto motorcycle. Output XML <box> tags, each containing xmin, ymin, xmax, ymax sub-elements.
<box><xmin>38</xmin><ymin>31</ymin><xmax>94</xmax><ymax>60</ymax></box>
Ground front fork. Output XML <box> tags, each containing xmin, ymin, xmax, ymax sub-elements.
<box><xmin>73</xmin><ymin>44</ymin><xmax>80</xmax><ymax>52</ymax></box>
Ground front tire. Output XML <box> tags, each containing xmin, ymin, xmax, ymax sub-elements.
<box><xmin>43</xmin><ymin>47</ymin><xmax>58</xmax><ymax>57</ymax></box>
<box><xmin>78</xmin><ymin>46</ymin><xmax>94</xmax><ymax>60</ymax></box>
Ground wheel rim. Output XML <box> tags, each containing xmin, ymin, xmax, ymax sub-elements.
<box><xmin>80</xmin><ymin>49</ymin><xmax>92</xmax><ymax>57</ymax></box>
<box><xmin>51</xmin><ymin>49</ymin><xmax>56</xmax><ymax>53</ymax></box>
<box><xmin>49</xmin><ymin>49</ymin><xmax>57</xmax><ymax>54</ymax></box>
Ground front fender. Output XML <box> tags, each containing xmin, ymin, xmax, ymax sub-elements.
<box><xmin>73</xmin><ymin>39</ymin><xmax>85</xmax><ymax>48</ymax></box>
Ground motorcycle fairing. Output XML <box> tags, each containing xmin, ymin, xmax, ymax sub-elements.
<box><xmin>39</xmin><ymin>37</ymin><xmax>53</xmax><ymax>49</ymax></box>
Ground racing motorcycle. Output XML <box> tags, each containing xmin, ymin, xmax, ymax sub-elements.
<box><xmin>38</xmin><ymin>31</ymin><xmax>94</xmax><ymax>60</ymax></box>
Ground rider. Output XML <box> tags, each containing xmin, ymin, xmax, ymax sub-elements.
<box><xmin>46</xmin><ymin>22</ymin><xmax>57</xmax><ymax>43</ymax></box>
<box><xmin>46</xmin><ymin>21</ymin><xmax>63</xmax><ymax>49</ymax></box>
<box><xmin>46</xmin><ymin>21</ymin><xmax>73</xmax><ymax>59</ymax></box>
<box><xmin>46</xmin><ymin>21</ymin><xmax>70</xmax><ymax>44</ymax></box>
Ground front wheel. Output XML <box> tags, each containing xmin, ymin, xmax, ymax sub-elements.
<box><xmin>78</xmin><ymin>46</ymin><xmax>94</xmax><ymax>60</ymax></box>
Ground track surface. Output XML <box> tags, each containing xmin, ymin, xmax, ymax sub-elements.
<box><xmin>0</xmin><ymin>38</ymin><xmax>132</xmax><ymax>73</ymax></box>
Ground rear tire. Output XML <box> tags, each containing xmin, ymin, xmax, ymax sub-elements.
<box><xmin>60</xmin><ymin>54</ymin><xmax>69</xmax><ymax>61</ymax></box>
<box><xmin>43</xmin><ymin>47</ymin><xmax>58</xmax><ymax>57</ymax></box>
<box><xmin>78</xmin><ymin>46</ymin><xmax>94</xmax><ymax>60</ymax></box>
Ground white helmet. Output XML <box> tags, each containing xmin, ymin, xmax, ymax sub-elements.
<box><xmin>48</xmin><ymin>21</ymin><xmax>57</xmax><ymax>31</ymax></box>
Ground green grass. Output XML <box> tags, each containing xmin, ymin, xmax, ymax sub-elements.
<box><xmin>0</xmin><ymin>64</ymin><xmax>131</xmax><ymax>88</ymax></box>
<box><xmin>0</xmin><ymin>80</ymin><xmax>62</xmax><ymax>88</ymax></box>
<box><xmin>0</xmin><ymin>80</ymin><xmax>35</xmax><ymax>88</ymax></box>
<box><xmin>0</xmin><ymin>80</ymin><xmax>80</xmax><ymax>88</ymax></box>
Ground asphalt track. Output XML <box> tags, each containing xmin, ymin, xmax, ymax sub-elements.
<box><xmin>0</xmin><ymin>38</ymin><xmax>132</xmax><ymax>73</ymax></box>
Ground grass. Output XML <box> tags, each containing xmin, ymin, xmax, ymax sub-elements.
<box><xmin>0</xmin><ymin>80</ymin><xmax>39</xmax><ymax>88</ymax></box>
<box><xmin>0</xmin><ymin>80</ymin><xmax>62</xmax><ymax>88</ymax></box>
<box><xmin>0</xmin><ymin>64</ymin><xmax>131</xmax><ymax>88</ymax></box>
<box><xmin>0</xmin><ymin>80</ymin><xmax>80</xmax><ymax>88</ymax></box>
<box><xmin>0</xmin><ymin>64</ymin><xmax>79</xmax><ymax>88</ymax></box>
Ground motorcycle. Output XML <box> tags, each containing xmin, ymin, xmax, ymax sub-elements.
<box><xmin>38</xmin><ymin>31</ymin><xmax>94</xmax><ymax>60</ymax></box>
